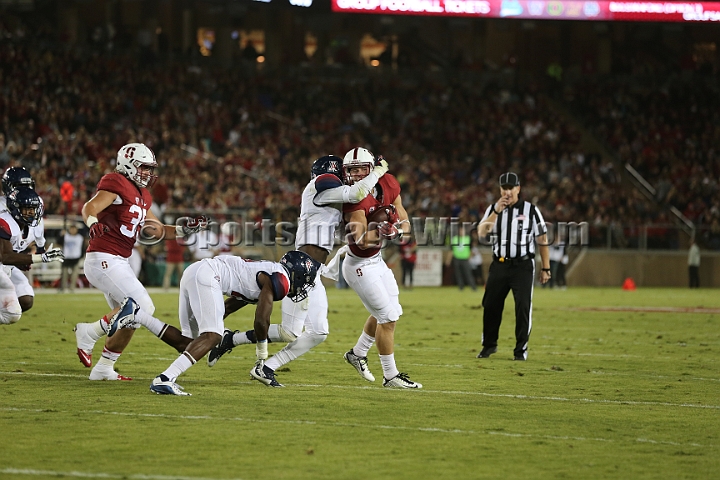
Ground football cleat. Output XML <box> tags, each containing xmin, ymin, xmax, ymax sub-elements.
<box><xmin>250</xmin><ymin>361</ymin><xmax>284</xmax><ymax>387</ymax></box>
<box><xmin>477</xmin><ymin>346</ymin><xmax>497</xmax><ymax>358</ymax></box>
<box><xmin>207</xmin><ymin>329</ymin><xmax>237</xmax><ymax>367</ymax></box>
<box><xmin>88</xmin><ymin>365</ymin><xmax>132</xmax><ymax>381</ymax></box>
<box><xmin>74</xmin><ymin>323</ymin><xmax>96</xmax><ymax>368</ymax></box>
<box><xmin>383</xmin><ymin>372</ymin><xmax>422</xmax><ymax>389</ymax></box>
<box><xmin>343</xmin><ymin>349</ymin><xmax>375</xmax><ymax>382</ymax></box>
<box><xmin>150</xmin><ymin>375</ymin><xmax>191</xmax><ymax>396</ymax></box>
<box><xmin>108</xmin><ymin>297</ymin><xmax>140</xmax><ymax>337</ymax></box>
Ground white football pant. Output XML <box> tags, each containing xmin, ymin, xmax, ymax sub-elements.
<box><xmin>9</xmin><ymin>267</ymin><xmax>34</xmax><ymax>298</ymax></box>
<box><xmin>84</xmin><ymin>252</ymin><xmax>155</xmax><ymax>314</ymax></box>
<box><xmin>342</xmin><ymin>253</ymin><xmax>402</xmax><ymax>324</ymax></box>
<box><xmin>0</xmin><ymin>268</ymin><xmax>22</xmax><ymax>324</ymax></box>
<box><xmin>178</xmin><ymin>260</ymin><xmax>225</xmax><ymax>339</ymax></box>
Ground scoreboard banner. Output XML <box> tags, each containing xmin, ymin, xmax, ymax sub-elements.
<box><xmin>331</xmin><ymin>0</ymin><xmax>720</xmax><ymax>22</ymax></box>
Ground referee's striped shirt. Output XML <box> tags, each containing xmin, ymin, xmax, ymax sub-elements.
<box><xmin>481</xmin><ymin>200</ymin><xmax>547</xmax><ymax>259</ymax></box>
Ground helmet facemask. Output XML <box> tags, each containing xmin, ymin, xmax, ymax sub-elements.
<box><xmin>280</xmin><ymin>251</ymin><xmax>320</xmax><ymax>303</ymax></box>
<box><xmin>116</xmin><ymin>143</ymin><xmax>158</xmax><ymax>188</ymax></box>
<box><xmin>8</xmin><ymin>188</ymin><xmax>43</xmax><ymax>227</ymax></box>
<box><xmin>342</xmin><ymin>147</ymin><xmax>375</xmax><ymax>186</ymax></box>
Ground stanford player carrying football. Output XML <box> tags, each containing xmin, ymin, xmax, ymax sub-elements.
<box><xmin>206</xmin><ymin>154</ymin><xmax>389</xmax><ymax>387</ymax></box>
<box><xmin>74</xmin><ymin>143</ymin><xmax>207</xmax><ymax>381</ymax></box>
<box><xmin>341</xmin><ymin>147</ymin><xmax>422</xmax><ymax>389</ymax></box>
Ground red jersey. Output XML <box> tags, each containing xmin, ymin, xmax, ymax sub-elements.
<box><xmin>343</xmin><ymin>174</ymin><xmax>401</xmax><ymax>258</ymax></box>
<box><xmin>87</xmin><ymin>173</ymin><xmax>153</xmax><ymax>258</ymax></box>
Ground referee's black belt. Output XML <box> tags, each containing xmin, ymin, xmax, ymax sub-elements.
<box><xmin>493</xmin><ymin>254</ymin><xmax>534</xmax><ymax>265</ymax></box>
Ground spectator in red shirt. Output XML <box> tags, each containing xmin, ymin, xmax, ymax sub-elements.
<box><xmin>162</xmin><ymin>238</ymin><xmax>186</xmax><ymax>290</ymax></box>
<box><xmin>399</xmin><ymin>239</ymin><xmax>417</xmax><ymax>290</ymax></box>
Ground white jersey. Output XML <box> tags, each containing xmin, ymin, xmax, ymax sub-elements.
<box><xmin>0</xmin><ymin>210</ymin><xmax>40</xmax><ymax>253</ymax></box>
<box><xmin>295</xmin><ymin>171</ymin><xmax>381</xmax><ymax>251</ymax></box>
<box><xmin>0</xmin><ymin>195</ymin><xmax>46</xmax><ymax>249</ymax></box>
<box><xmin>206</xmin><ymin>255</ymin><xmax>290</xmax><ymax>304</ymax></box>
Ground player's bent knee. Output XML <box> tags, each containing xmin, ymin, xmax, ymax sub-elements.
<box><xmin>306</xmin><ymin>333</ymin><xmax>327</xmax><ymax>347</ymax></box>
<box><xmin>276</xmin><ymin>325</ymin><xmax>298</xmax><ymax>343</ymax></box>
<box><xmin>1</xmin><ymin>308</ymin><xmax>22</xmax><ymax>324</ymax></box>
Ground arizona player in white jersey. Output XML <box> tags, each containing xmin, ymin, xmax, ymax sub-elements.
<box><xmin>206</xmin><ymin>154</ymin><xmax>388</xmax><ymax>386</ymax></box>
<box><xmin>0</xmin><ymin>188</ymin><xmax>64</xmax><ymax>325</ymax></box>
<box><xmin>0</xmin><ymin>167</ymin><xmax>48</xmax><ymax>265</ymax></box>
<box><xmin>73</xmin><ymin>142</ymin><xmax>208</xmax><ymax>381</ymax></box>
<box><xmin>105</xmin><ymin>251</ymin><xmax>319</xmax><ymax>395</ymax></box>
<box><xmin>342</xmin><ymin>147</ymin><xmax>421</xmax><ymax>389</ymax></box>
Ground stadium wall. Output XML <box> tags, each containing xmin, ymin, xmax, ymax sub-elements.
<box><xmin>567</xmin><ymin>249</ymin><xmax>720</xmax><ymax>288</ymax></box>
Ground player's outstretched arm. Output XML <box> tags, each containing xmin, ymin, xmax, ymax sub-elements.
<box><xmin>314</xmin><ymin>159</ymin><xmax>389</xmax><ymax>205</ymax></box>
<box><xmin>0</xmin><ymin>238</ymin><xmax>63</xmax><ymax>266</ymax></box>
<box><xmin>142</xmin><ymin>209</ymin><xmax>210</xmax><ymax>241</ymax></box>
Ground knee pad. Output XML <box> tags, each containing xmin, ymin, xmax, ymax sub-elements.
<box><xmin>1</xmin><ymin>310</ymin><xmax>22</xmax><ymax>325</ymax></box>
<box><xmin>269</xmin><ymin>324</ymin><xmax>298</xmax><ymax>343</ymax></box>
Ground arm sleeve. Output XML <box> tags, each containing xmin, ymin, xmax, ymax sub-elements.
<box><xmin>34</xmin><ymin>219</ymin><xmax>46</xmax><ymax>248</ymax></box>
<box><xmin>0</xmin><ymin>219</ymin><xmax>11</xmax><ymax>241</ymax></box>
<box><xmin>269</xmin><ymin>272</ymin><xmax>290</xmax><ymax>301</ymax></box>
<box><xmin>314</xmin><ymin>171</ymin><xmax>380</xmax><ymax>205</ymax></box>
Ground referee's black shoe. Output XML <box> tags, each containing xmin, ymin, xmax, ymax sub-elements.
<box><xmin>477</xmin><ymin>347</ymin><xmax>497</xmax><ymax>358</ymax></box>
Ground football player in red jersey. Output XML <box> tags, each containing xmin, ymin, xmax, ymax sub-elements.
<box><xmin>341</xmin><ymin>147</ymin><xmax>422</xmax><ymax>389</ymax></box>
<box><xmin>74</xmin><ymin>143</ymin><xmax>207</xmax><ymax>380</ymax></box>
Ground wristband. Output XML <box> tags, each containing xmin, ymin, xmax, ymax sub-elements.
<box><xmin>541</xmin><ymin>268</ymin><xmax>551</xmax><ymax>272</ymax></box>
<box><xmin>31</xmin><ymin>254</ymin><xmax>42</xmax><ymax>264</ymax></box>
<box><xmin>491</xmin><ymin>204</ymin><xmax>499</xmax><ymax>215</ymax></box>
<box><xmin>85</xmin><ymin>215</ymin><xmax>98</xmax><ymax>228</ymax></box>
<box><xmin>175</xmin><ymin>225</ymin><xmax>185</xmax><ymax>237</ymax></box>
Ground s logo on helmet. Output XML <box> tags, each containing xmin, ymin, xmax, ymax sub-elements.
<box><xmin>304</xmin><ymin>259</ymin><xmax>314</xmax><ymax>272</ymax></box>
<box><xmin>328</xmin><ymin>161</ymin><xmax>339</xmax><ymax>172</ymax></box>
<box><xmin>124</xmin><ymin>147</ymin><xmax>136</xmax><ymax>159</ymax></box>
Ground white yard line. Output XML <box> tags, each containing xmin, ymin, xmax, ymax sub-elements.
<box><xmin>2</xmin><ymin>370</ymin><xmax>719</xmax><ymax>409</ymax></box>
<box><xmin>0</xmin><ymin>468</ymin><xmax>241</xmax><ymax>480</ymax></box>
<box><xmin>0</xmin><ymin>407</ymin><xmax>710</xmax><ymax>448</ymax></box>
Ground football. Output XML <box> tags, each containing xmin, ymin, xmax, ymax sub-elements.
<box><xmin>367</xmin><ymin>205</ymin><xmax>398</xmax><ymax>226</ymax></box>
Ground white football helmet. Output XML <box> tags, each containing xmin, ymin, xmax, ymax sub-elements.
<box><xmin>116</xmin><ymin>143</ymin><xmax>158</xmax><ymax>188</ymax></box>
<box><xmin>343</xmin><ymin>147</ymin><xmax>375</xmax><ymax>185</ymax></box>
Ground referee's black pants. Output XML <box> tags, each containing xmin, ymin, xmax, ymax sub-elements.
<box><xmin>482</xmin><ymin>259</ymin><xmax>535</xmax><ymax>358</ymax></box>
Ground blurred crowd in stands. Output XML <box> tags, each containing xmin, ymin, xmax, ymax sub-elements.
<box><xmin>1</xmin><ymin>17</ymin><xmax>717</xmax><ymax>250</ymax></box>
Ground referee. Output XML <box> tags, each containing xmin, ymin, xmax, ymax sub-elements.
<box><xmin>476</xmin><ymin>172</ymin><xmax>551</xmax><ymax>361</ymax></box>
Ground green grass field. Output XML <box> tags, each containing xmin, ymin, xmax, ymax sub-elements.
<box><xmin>1</xmin><ymin>286</ymin><xmax>719</xmax><ymax>480</ymax></box>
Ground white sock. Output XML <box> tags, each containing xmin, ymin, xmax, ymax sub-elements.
<box><xmin>89</xmin><ymin>318</ymin><xmax>109</xmax><ymax>339</ymax></box>
<box><xmin>265</xmin><ymin>333</ymin><xmax>326</xmax><ymax>371</ymax></box>
<box><xmin>233</xmin><ymin>331</ymin><xmax>253</xmax><ymax>345</ymax></box>
<box><xmin>100</xmin><ymin>346</ymin><xmax>121</xmax><ymax>362</ymax></box>
<box><xmin>380</xmin><ymin>353</ymin><xmax>399</xmax><ymax>380</ymax></box>
<box><xmin>161</xmin><ymin>353</ymin><xmax>195</xmax><ymax>382</ymax></box>
<box><xmin>135</xmin><ymin>309</ymin><xmax>166</xmax><ymax>337</ymax></box>
<box><xmin>353</xmin><ymin>331</ymin><xmax>375</xmax><ymax>358</ymax></box>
